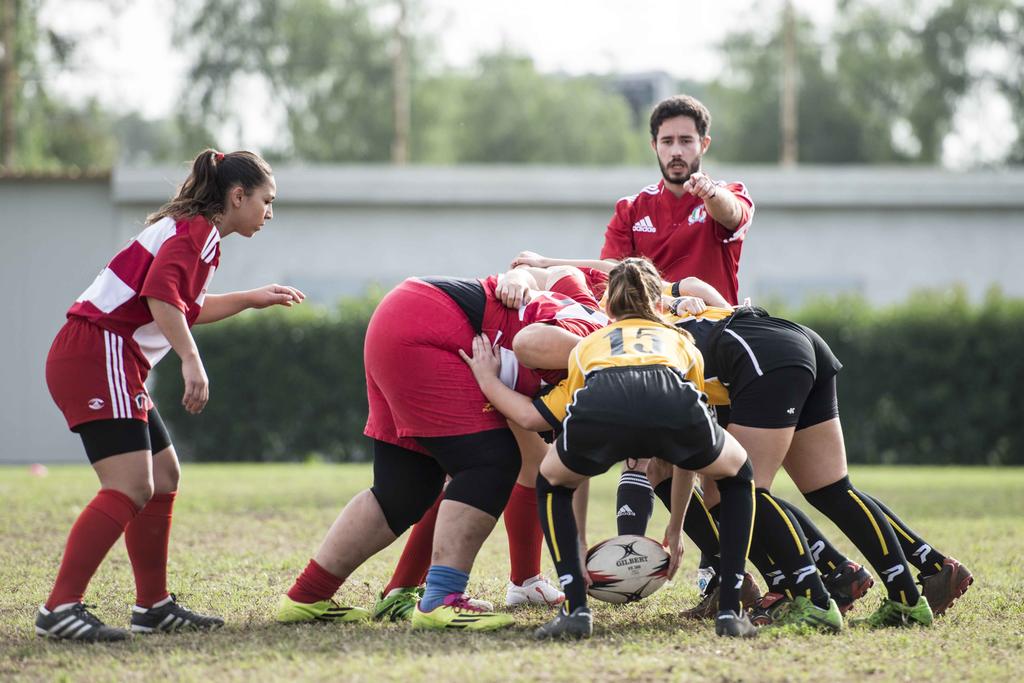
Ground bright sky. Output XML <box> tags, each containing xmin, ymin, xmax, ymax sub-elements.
<box><xmin>41</xmin><ymin>0</ymin><xmax>1016</xmax><ymax>166</ymax></box>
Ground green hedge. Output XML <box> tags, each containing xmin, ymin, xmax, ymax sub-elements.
<box><xmin>152</xmin><ymin>294</ymin><xmax>380</xmax><ymax>462</ymax></box>
<box><xmin>153</xmin><ymin>287</ymin><xmax>1024</xmax><ymax>464</ymax></box>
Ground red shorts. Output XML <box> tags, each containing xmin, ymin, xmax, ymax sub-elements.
<box><xmin>363</xmin><ymin>279</ymin><xmax>508</xmax><ymax>454</ymax></box>
<box><xmin>46</xmin><ymin>317</ymin><xmax>154</xmax><ymax>430</ymax></box>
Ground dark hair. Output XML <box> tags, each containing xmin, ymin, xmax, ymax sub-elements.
<box><xmin>146</xmin><ymin>149</ymin><xmax>273</xmax><ymax>225</ymax></box>
<box><xmin>649</xmin><ymin>95</ymin><xmax>711</xmax><ymax>140</ymax></box>
<box><xmin>606</xmin><ymin>258</ymin><xmax>665</xmax><ymax>324</ymax></box>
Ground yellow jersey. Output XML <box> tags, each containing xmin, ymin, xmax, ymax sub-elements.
<box><xmin>536</xmin><ymin>317</ymin><xmax>706</xmax><ymax>424</ymax></box>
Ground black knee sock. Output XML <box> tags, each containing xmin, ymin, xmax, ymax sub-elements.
<box><xmin>673</xmin><ymin>485</ymin><xmax>724</xmax><ymax>594</ymax></box>
<box><xmin>679</xmin><ymin>487</ymin><xmax>722</xmax><ymax>558</ymax></box>
<box><xmin>775</xmin><ymin>496</ymin><xmax>850</xmax><ymax>575</ymax></box>
<box><xmin>804</xmin><ymin>477</ymin><xmax>920</xmax><ymax>604</ymax></box>
<box><xmin>747</xmin><ymin>538</ymin><xmax>787</xmax><ymax>594</ymax></box>
<box><xmin>755</xmin><ymin>488</ymin><xmax>831</xmax><ymax>609</ymax></box>
<box><xmin>660</xmin><ymin>481</ymin><xmax>724</xmax><ymax>595</ymax></box>
<box><xmin>712</xmin><ymin>459</ymin><xmax>756</xmax><ymax>613</ymax></box>
<box><xmin>729</xmin><ymin>499</ymin><xmax>785</xmax><ymax>593</ymax></box>
<box><xmin>653</xmin><ymin>478</ymin><xmax>672</xmax><ymax>512</ymax></box>
<box><xmin>536</xmin><ymin>474</ymin><xmax>587</xmax><ymax>613</ymax></box>
<box><xmin>864</xmin><ymin>493</ymin><xmax>947</xmax><ymax>577</ymax></box>
<box><xmin>616</xmin><ymin>470</ymin><xmax>654</xmax><ymax>536</ymax></box>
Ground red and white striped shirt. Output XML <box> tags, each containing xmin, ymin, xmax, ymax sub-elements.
<box><xmin>67</xmin><ymin>215</ymin><xmax>221</xmax><ymax>368</ymax></box>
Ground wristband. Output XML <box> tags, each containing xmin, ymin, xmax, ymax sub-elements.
<box><xmin>671</xmin><ymin>281</ymin><xmax>681</xmax><ymax>298</ymax></box>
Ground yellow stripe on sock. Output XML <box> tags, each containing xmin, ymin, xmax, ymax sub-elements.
<box><xmin>785</xmin><ymin>589</ymin><xmax>794</xmax><ymax>599</ymax></box>
<box><xmin>745</xmin><ymin>481</ymin><xmax>756</xmax><ymax>558</ymax></box>
<box><xmin>693</xmin><ymin>488</ymin><xmax>720</xmax><ymax>541</ymax></box>
<box><xmin>884</xmin><ymin>513</ymin><xmax>915</xmax><ymax>543</ymax></box>
<box><xmin>761</xmin><ymin>491</ymin><xmax>804</xmax><ymax>555</ymax></box>
<box><xmin>900</xmin><ymin>590</ymin><xmax>907</xmax><ymax>605</ymax></box>
<box><xmin>934</xmin><ymin>562</ymin><xmax>942</xmax><ymax>572</ymax></box>
<box><xmin>827</xmin><ymin>561</ymin><xmax>836</xmax><ymax>571</ymax></box>
<box><xmin>545</xmin><ymin>493</ymin><xmax>562</xmax><ymax>563</ymax></box>
<box><xmin>847</xmin><ymin>490</ymin><xmax>888</xmax><ymax>555</ymax></box>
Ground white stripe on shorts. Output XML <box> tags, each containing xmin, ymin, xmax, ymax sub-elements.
<box><xmin>724</xmin><ymin>328</ymin><xmax>764</xmax><ymax>377</ymax></box>
<box><xmin>115</xmin><ymin>334</ymin><xmax>132</xmax><ymax>417</ymax></box>
<box><xmin>104</xmin><ymin>331</ymin><xmax>122</xmax><ymax>418</ymax></box>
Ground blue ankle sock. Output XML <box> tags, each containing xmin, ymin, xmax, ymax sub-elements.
<box><xmin>419</xmin><ymin>565</ymin><xmax>469</xmax><ymax>612</ymax></box>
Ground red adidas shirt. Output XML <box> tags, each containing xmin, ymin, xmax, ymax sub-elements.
<box><xmin>600</xmin><ymin>180</ymin><xmax>754</xmax><ymax>305</ymax></box>
<box><xmin>67</xmin><ymin>215</ymin><xmax>221</xmax><ymax>368</ymax></box>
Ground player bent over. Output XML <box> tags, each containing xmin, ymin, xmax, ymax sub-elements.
<box><xmin>461</xmin><ymin>257</ymin><xmax>758</xmax><ymax>639</ymax></box>
<box><xmin>277</xmin><ymin>267</ymin><xmax>606</xmax><ymax>631</ymax></box>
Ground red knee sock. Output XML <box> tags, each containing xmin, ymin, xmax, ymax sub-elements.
<box><xmin>46</xmin><ymin>489</ymin><xmax>139</xmax><ymax>610</ymax></box>
<box><xmin>382</xmin><ymin>492</ymin><xmax>442</xmax><ymax>595</ymax></box>
<box><xmin>287</xmin><ymin>559</ymin><xmax>345</xmax><ymax>603</ymax></box>
<box><xmin>124</xmin><ymin>491</ymin><xmax>176</xmax><ymax>608</ymax></box>
<box><xmin>504</xmin><ymin>482</ymin><xmax>543</xmax><ymax>585</ymax></box>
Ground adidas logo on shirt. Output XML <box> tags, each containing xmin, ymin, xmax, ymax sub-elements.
<box><xmin>632</xmin><ymin>216</ymin><xmax>656</xmax><ymax>233</ymax></box>
<box><xmin>616</xmin><ymin>505</ymin><xmax>636</xmax><ymax>518</ymax></box>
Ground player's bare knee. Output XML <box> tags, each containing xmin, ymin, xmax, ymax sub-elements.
<box><xmin>153</xmin><ymin>455</ymin><xmax>180</xmax><ymax>493</ymax></box>
<box><xmin>646</xmin><ymin>458</ymin><xmax>672</xmax><ymax>486</ymax></box>
<box><xmin>539</xmin><ymin>456</ymin><xmax>568</xmax><ymax>485</ymax></box>
<box><xmin>121</xmin><ymin>478</ymin><xmax>154</xmax><ymax>508</ymax></box>
<box><xmin>512</xmin><ymin>325</ymin><xmax>545</xmax><ymax>368</ymax></box>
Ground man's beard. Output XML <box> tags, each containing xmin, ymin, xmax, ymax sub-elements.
<box><xmin>659</xmin><ymin>155</ymin><xmax>702</xmax><ymax>185</ymax></box>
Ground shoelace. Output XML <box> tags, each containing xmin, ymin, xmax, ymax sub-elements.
<box><xmin>443</xmin><ymin>594</ymin><xmax>486</xmax><ymax>613</ymax></box>
<box><xmin>71</xmin><ymin>604</ymin><xmax>103</xmax><ymax>627</ymax></box>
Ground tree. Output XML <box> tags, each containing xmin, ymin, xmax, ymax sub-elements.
<box><xmin>411</xmin><ymin>52</ymin><xmax>643</xmax><ymax>165</ymax></box>
<box><xmin>175</xmin><ymin>0</ymin><xmax>400</xmax><ymax>162</ymax></box>
<box><xmin>0</xmin><ymin>0</ymin><xmax>197</xmax><ymax>171</ymax></box>
<box><xmin>710</xmin><ymin>0</ymin><xmax>1023</xmax><ymax>165</ymax></box>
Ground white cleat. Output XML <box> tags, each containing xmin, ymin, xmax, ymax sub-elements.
<box><xmin>465</xmin><ymin>595</ymin><xmax>495</xmax><ymax>612</ymax></box>
<box><xmin>506</xmin><ymin>575</ymin><xmax>566</xmax><ymax>608</ymax></box>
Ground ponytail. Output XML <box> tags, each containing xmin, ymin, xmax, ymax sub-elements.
<box><xmin>146</xmin><ymin>148</ymin><xmax>272</xmax><ymax>225</ymax></box>
<box><xmin>606</xmin><ymin>257</ymin><xmax>664</xmax><ymax>324</ymax></box>
<box><xmin>607</xmin><ymin>257</ymin><xmax>696</xmax><ymax>344</ymax></box>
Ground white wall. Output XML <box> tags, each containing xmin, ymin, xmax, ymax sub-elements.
<box><xmin>3</xmin><ymin>165</ymin><xmax>1023</xmax><ymax>462</ymax></box>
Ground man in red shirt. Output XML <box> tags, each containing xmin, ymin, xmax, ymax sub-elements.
<box><xmin>511</xmin><ymin>95</ymin><xmax>758</xmax><ymax>608</ymax></box>
<box><xmin>600</xmin><ymin>94</ymin><xmax>753</xmax><ymax>306</ymax></box>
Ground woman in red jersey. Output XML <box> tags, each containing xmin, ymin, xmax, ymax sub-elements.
<box><xmin>37</xmin><ymin>149</ymin><xmax>304</xmax><ymax>642</ymax></box>
<box><xmin>368</xmin><ymin>266</ymin><xmax>612</xmax><ymax>620</ymax></box>
<box><xmin>277</xmin><ymin>265</ymin><xmax>609</xmax><ymax>632</ymax></box>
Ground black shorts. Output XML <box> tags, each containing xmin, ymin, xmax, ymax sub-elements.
<box><xmin>728</xmin><ymin>367</ymin><xmax>839</xmax><ymax>430</ymax></box>
<box><xmin>556</xmin><ymin>365</ymin><xmax>725</xmax><ymax>477</ymax></box>
<box><xmin>713</xmin><ymin>310</ymin><xmax>842</xmax><ymax>397</ymax></box>
<box><xmin>73</xmin><ymin>407</ymin><xmax>173</xmax><ymax>464</ymax></box>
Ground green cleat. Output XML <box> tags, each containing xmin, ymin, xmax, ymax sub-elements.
<box><xmin>852</xmin><ymin>597</ymin><xmax>933</xmax><ymax>628</ymax></box>
<box><xmin>411</xmin><ymin>594</ymin><xmax>513</xmax><ymax>632</ymax></box>
<box><xmin>768</xmin><ymin>595</ymin><xmax>843</xmax><ymax>632</ymax></box>
<box><xmin>748</xmin><ymin>592</ymin><xmax>791</xmax><ymax>627</ymax></box>
<box><xmin>373</xmin><ymin>587</ymin><xmax>423</xmax><ymax>622</ymax></box>
<box><xmin>275</xmin><ymin>595</ymin><xmax>371</xmax><ymax>624</ymax></box>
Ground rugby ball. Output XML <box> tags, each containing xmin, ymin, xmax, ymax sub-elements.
<box><xmin>585</xmin><ymin>534</ymin><xmax>671</xmax><ymax>604</ymax></box>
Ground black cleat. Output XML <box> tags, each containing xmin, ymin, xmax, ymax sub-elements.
<box><xmin>130</xmin><ymin>594</ymin><xmax>224</xmax><ymax>633</ymax></box>
<box><xmin>534</xmin><ymin>606</ymin><xmax>593</xmax><ymax>640</ymax></box>
<box><xmin>748</xmin><ymin>592</ymin><xmax>791</xmax><ymax>627</ymax></box>
<box><xmin>35</xmin><ymin>603</ymin><xmax>131</xmax><ymax>642</ymax></box>
<box><xmin>681</xmin><ymin>572</ymin><xmax>761</xmax><ymax>620</ymax></box>
<box><xmin>715</xmin><ymin>609</ymin><xmax>758</xmax><ymax>638</ymax></box>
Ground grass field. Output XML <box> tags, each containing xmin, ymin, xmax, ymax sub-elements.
<box><xmin>1</xmin><ymin>464</ymin><xmax>1022</xmax><ymax>682</ymax></box>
